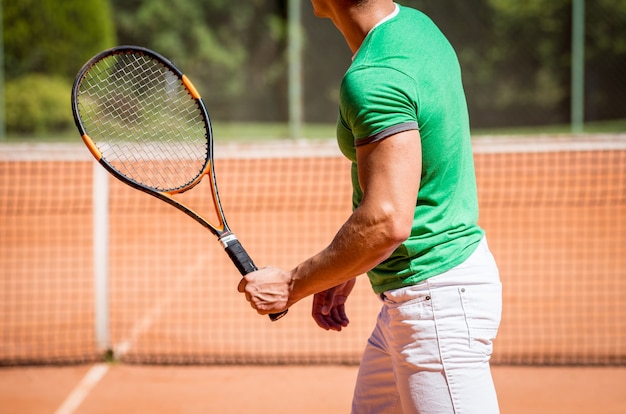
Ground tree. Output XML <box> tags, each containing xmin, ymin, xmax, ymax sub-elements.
<box><xmin>4</xmin><ymin>0</ymin><xmax>116</xmax><ymax>81</ymax></box>
<box><xmin>302</xmin><ymin>0</ymin><xmax>626</xmax><ymax>128</ymax></box>
<box><xmin>111</xmin><ymin>0</ymin><xmax>289</xmax><ymax>121</ymax></box>
<box><xmin>585</xmin><ymin>0</ymin><xmax>626</xmax><ymax>121</ymax></box>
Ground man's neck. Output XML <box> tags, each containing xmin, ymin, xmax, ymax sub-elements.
<box><xmin>331</xmin><ymin>1</ymin><xmax>397</xmax><ymax>54</ymax></box>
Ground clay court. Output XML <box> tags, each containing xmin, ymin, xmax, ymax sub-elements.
<box><xmin>1</xmin><ymin>135</ymin><xmax>625</xmax><ymax>413</ymax></box>
<box><xmin>1</xmin><ymin>365</ymin><xmax>625</xmax><ymax>413</ymax></box>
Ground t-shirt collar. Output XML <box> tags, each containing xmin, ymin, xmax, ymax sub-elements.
<box><xmin>352</xmin><ymin>2</ymin><xmax>400</xmax><ymax>60</ymax></box>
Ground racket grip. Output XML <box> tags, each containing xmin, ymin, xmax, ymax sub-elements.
<box><xmin>222</xmin><ymin>236</ymin><xmax>289</xmax><ymax>322</ymax></box>
<box><xmin>224</xmin><ymin>237</ymin><xmax>257</xmax><ymax>275</ymax></box>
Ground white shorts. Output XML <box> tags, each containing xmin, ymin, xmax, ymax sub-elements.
<box><xmin>352</xmin><ymin>238</ymin><xmax>502</xmax><ymax>414</ymax></box>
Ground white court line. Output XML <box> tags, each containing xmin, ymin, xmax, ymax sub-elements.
<box><xmin>53</xmin><ymin>254</ymin><xmax>206</xmax><ymax>413</ymax></box>
<box><xmin>113</xmin><ymin>288</ymin><xmax>174</xmax><ymax>357</ymax></box>
<box><xmin>113</xmin><ymin>249</ymin><xmax>207</xmax><ymax>357</ymax></box>
<box><xmin>52</xmin><ymin>299</ymin><xmax>180</xmax><ymax>414</ymax></box>
<box><xmin>53</xmin><ymin>364</ymin><xmax>109</xmax><ymax>414</ymax></box>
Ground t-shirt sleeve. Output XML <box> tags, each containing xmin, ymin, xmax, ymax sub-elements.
<box><xmin>339</xmin><ymin>66</ymin><xmax>419</xmax><ymax>147</ymax></box>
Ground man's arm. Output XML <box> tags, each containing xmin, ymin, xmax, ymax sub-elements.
<box><xmin>238</xmin><ymin>129</ymin><xmax>422</xmax><ymax>315</ymax></box>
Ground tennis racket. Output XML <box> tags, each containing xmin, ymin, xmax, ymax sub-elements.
<box><xmin>71</xmin><ymin>45</ymin><xmax>287</xmax><ymax>321</ymax></box>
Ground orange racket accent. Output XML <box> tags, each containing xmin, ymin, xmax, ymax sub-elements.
<box><xmin>182</xmin><ymin>75</ymin><xmax>201</xmax><ymax>100</ymax></box>
<box><xmin>82</xmin><ymin>135</ymin><xmax>102</xmax><ymax>160</ymax></box>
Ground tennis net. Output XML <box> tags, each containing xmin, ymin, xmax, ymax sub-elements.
<box><xmin>1</xmin><ymin>134</ymin><xmax>625</xmax><ymax>366</ymax></box>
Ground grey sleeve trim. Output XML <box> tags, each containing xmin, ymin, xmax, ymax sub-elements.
<box><xmin>355</xmin><ymin>121</ymin><xmax>419</xmax><ymax>147</ymax></box>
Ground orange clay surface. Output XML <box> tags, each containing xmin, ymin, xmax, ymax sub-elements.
<box><xmin>1</xmin><ymin>364</ymin><xmax>626</xmax><ymax>413</ymax></box>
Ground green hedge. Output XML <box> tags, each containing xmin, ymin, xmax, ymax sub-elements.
<box><xmin>5</xmin><ymin>75</ymin><xmax>74</xmax><ymax>135</ymax></box>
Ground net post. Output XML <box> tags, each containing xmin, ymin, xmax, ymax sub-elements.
<box><xmin>571</xmin><ymin>0</ymin><xmax>585</xmax><ymax>134</ymax></box>
<box><xmin>92</xmin><ymin>161</ymin><xmax>111</xmax><ymax>355</ymax></box>
<box><xmin>288</xmin><ymin>0</ymin><xmax>303</xmax><ymax>139</ymax></box>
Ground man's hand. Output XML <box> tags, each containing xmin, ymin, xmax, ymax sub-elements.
<box><xmin>312</xmin><ymin>278</ymin><xmax>357</xmax><ymax>331</ymax></box>
<box><xmin>237</xmin><ymin>266</ymin><xmax>291</xmax><ymax>316</ymax></box>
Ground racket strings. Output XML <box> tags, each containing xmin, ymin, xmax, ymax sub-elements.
<box><xmin>76</xmin><ymin>52</ymin><xmax>209</xmax><ymax>192</ymax></box>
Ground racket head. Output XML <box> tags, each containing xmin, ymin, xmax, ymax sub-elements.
<box><xmin>71</xmin><ymin>45</ymin><xmax>212</xmax><ymax>195</ymax></box>
<box><xmin>72</xmin><ymin>46</ymin><xmax>229</xmax><ymax>236</ymax></box>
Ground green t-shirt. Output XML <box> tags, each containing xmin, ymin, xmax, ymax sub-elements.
<box><xmin>337</xmin><ymin>4</ymin><xmax>484</xmax><ymax>294</ymax></box>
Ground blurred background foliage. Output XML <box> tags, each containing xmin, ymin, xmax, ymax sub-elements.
<box><xmin>2</xmin><ymin>0</ymin><xmax>625</xmax><ymax>137</ymax></box>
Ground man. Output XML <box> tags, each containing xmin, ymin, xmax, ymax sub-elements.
<box><xmin>238</xmin><ymin>1</ymin><xmax>502</xmax><ymax>412</ymax></box>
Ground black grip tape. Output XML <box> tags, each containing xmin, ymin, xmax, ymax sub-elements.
<box><xmin>224</xmin><ymin>238</ymin><xmax>288</xmax><ymax>321</ymax></box>
<box><xmin>224</xmin><ymin>238</ymin><xmax>257</xmax><ymax>275</ymax></box>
